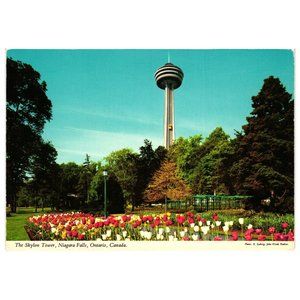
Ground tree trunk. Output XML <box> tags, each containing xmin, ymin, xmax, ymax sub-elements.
<box><xmin>11</xmin><ymin>193</ymin><xmax>17</xmax><ymax>213</ymax></box>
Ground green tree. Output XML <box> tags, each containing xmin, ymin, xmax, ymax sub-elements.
<box><xmin>59</xmin><ymin>162</ymin><xmax>82</xmax><ymax>209</ymax></box>
<box><xmin>89</xmin><ymin>166</ymin><xmax>125</xmax><ymax>214</ymax></box>
<box><xmin>77</xmin><ymin>154</ymin><xmax>97</xmax><ymax>207</ymax></box>
<box><xmin>6</xmin><ymin>58</ymin><xmax>53</xmax><ymax>212</ymax></box>
<box><xmin>193</xmin><ymin>128</ymin><xmax>233</xmax><ymax>194</ymax></box>
<box><xmin>230</xmin><ymin>76</ymin><xmax>294</xmax><ymax>212</ymax></box>
<box><xmin>168</xmin><ymin>134</ymin><xmax>202</xmax><ymax>189</ymax></box>
<box><xmin>29</xmin><ymin>141</ymin><xmax>60</xmax><ymax>212</ymax></box>
<box><xmin>105</xmin><ymin>148</ymin><xmax>139</xmax><ymax>211</ymax></box>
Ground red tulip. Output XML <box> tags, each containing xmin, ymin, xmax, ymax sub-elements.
<box><xmin>188</xmin><ymin>217</ymin><xmax>194</xmax><ymax>224</ymax></box>
<box><xmin>282</xmin><ymin>222</ymin><xmax>289</xmax><ymax>229</ymax></box>
<box><xmin>78</xmin><ymin>234</ymin><xmax>84</xmax><ymax>240</ymax></box>
<box><xmin>120</xmin><ymin>222</ymin><xmax>126</xmax><ymax>228</ymax></box>
<box><xmin>268</xmin><ymin>227</ymin><xmax>275</xmax><ymax>234</ymax></box>
<box><xmin>90</xmin><ymin>217</ymin><xmax>95</xmax><ymax>224</ymax></box>
<box><xmin>177</xmin><ymin>215</ymin><xmax>185</xmax><ymax>225</ymax></box>
<box><xmin>162</xmin><ymin>214</ymin><xmax>168</xmax><ymax>222</ymax></box>
<box><xmin>214</xmin><ymin>236</ymin><xmax>222</xmax><ymax>241</ymax></box>
<box><xmin>258</xmin><ymin>234</ymin><xmax>266</xmax><ymax>241</ymax></box>
<box><xmin>212</xmin><ymin>213</ymin><xmax>219</xmax><ymax>221</ymax></box>
<box><xmin>166</xmin><ymin>220</ymin><xmax>173</xmax><ymax>226</ymax></box>
<box><xmin>245</xmin><ymin>234</ymin><xmax>252</xmax><ymax>241</ymax></box>
<box><xmin>255</xmin><ymin>228</ymin><xmax>262</xmax><ymax>235</ymax></box>
<box><xmin>231</xmin><ymin>231</ymin><xmax>239</xmax><ymax>241</ymax></box>
<box><xmin>71</xmin><ymin>230</ymin><xmax>78</xmax><ymax>238</ymax></box>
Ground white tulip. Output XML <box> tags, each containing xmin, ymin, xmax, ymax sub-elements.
<box><xmin>223</xmin><ymin>225</ymin><xmax>229</xmax><ymax>233</ymax></box>
<box><xmin>106</xmin><ymin>230</ymin><xmax>112</xmax><ymax>237</ymax></box>
<box><xmin>166</xmin><ymin>227</ymin><xmax>170</xmax><ymax>233</ymax></box>
<box><xmin>51</xmin><ymin>227</ymin><xmax>56</xmax><ymax>234</ymax></box>
<box><xmin>194</xmin><ymin>225</ymin><xmax>200</xmax><ymax>232</ymax></box>
<box><xmin>122</xmin><ymin>231</ymin><xmax>127</xmax><ymax>238</ymax></box>
<box><xmin>102</xmin><ymin>234</ymin><xmax>107</xmax><ymax>240</ymax></box>
<box><xmin>199</xmin><ymin>221</ymin><xmax>203</xmax><ymax>226</ymax></box>
<box><xmin>229</xmin><ymin>221</ymin><xmax>234</xmax><ymax>226</ymax></box>
<box><xmin>184</xmin><ymin>227</ymin><xmax>188</xmax><ymax>232</ymax></box>
<box><xmin>146</xmin><ymin>232</ymin><xmax>152</xmax><ymax>240</ymax></box>
<box><xmin>192</xmin><ymin>234</ymin><xmax>198</xmax><ymax>241</ymax></box>
<box><xmin>216</xmin><ymin>221</ymin><xmax>221</xmax><ymax>227</ymax></box>
<box><xmin>180</xmin><ymin>231</ymin><xmax>185</xmax><ymax>238</ymax></box>
<box><xmin>225</xmin><ymin>221</ymin><xmax>230</xmax><ymax>227</ymax></box>
<box><xmin>169</xmin><ymin>235</ymin><xmax>174</xmax><ymax>241</ymax></box>
<box><xmin>190</xmin><ymin>223</ymin><xmax>195</xmax><ymax>228</ymax></box>
<box><xmin>116</xmin><ymin>234</ymin><xmax>122</xmax><ymax>241</ymax></box>
<box><xmin>207</xmin><ymin>221</ymin><xmax>211</xmax><ymax>226</ymax></box>
<box><xmin>247</xmin><ymin>224</ymin><xmax>253</xmax><ymax>229</ymax></box>
<box><xmin>211</xmin><ymin>224</ymin><xmax>215</xmax><ymax>229</ymax></box>
<box><xmin>201</xmin><ymin>226</ymin><xmax>210</xmax><ymax>235</ymax></box>
<box><xmin>239</xmin><ymin>218</ymin><xmax>244</xmax><ymax>225</ymax></box>
<box><xmin>158</xmin><ymin>228</ymin><xmax>164</xmax><ymax>235</ymax></box>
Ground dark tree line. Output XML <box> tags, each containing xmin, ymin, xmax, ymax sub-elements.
<box><xmin>7</xmin><ymin>57</ymin><xmax>294</xmax><ymax>214</ymax></box>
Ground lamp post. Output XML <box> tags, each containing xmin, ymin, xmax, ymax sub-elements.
<box><xmin>103</xmin><ymin>170</ymin><xmax>108</xmax><ymax>218</ymax></box>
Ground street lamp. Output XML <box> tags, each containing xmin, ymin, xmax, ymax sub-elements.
<box><xmin>103</xmin><ymin>170</ymin><xmax>108</xmax><ymax>218</ymax></box>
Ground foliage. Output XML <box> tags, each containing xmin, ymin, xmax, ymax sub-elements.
<box><xmin>6</xmin><ymin>58</ymin><xmax>53</xmax><ymax>212</ymax></box>
<box><xmin>230</xmin><ymin>76</ymin><xmax>294</xmax><ymax>212</ymax></box>
<box><xmin>144</xmin><ymin>160</ymin><xmax>192</xmax><ymax>203</ymax></box>
<box><xmin>105</xmin><ymin>148</ymin><xmax>139</xmax><ymax>210</ymax></box>
<box><xmin>169</xmin><ymin>128</ymin><xmax>234</xmax><ymax>195</ymax></box>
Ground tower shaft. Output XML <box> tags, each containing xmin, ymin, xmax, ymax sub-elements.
<box><xmin>164</xmin><ymin>85</ymin><xmax>174</xmax><ymax>149</ymax></box>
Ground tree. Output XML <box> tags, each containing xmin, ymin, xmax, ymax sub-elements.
<box><xmin>192</xmin><ymin>127</ymin><xmax>233</xmax><ymax>194</ymax></box>
<box><xmin>59</xmin><ymin>162</ymin><xmax>82</xmax><ymax>209</ymax></box>
<box><xmin>77</xmin><ymin>154</ymin><xmax>97</xmax><ymax>207</ymax></box>
<box><xmin>105</xmin><ymin>148</ymin><xmax>139</xmax><ymax>211</ymax></box>
<box><xmin>29</xmin><ymin>141</ymin><xmax>60</xmax><ymax>212</ymax></box>
<box><xmin>89</xmin><ymin>167</ymin><xmax>125</xmax><ymax>214</ymax></box>
<box><xmin>230</xmin><ymin>76</ymin><xmax>294</xmax><ymax>212</ymax></box>
<box><xmin>135</xmin><ymin>140</ymin><xmax>167</xmax><ymax>206</ymax></box>
<box><xmin>6</xmin><ymin>58</ymin><xmax>53</xmax><ymax>212</ymax></box>
<box><xmin>168</xmin><ymin>135</ymin><xmax>202</xmax><ymax>190</ymax></box>
<box><xmin>144</xmin><ymin>160</ymin><xmax>192</xmax><ymax>210</ymax></box>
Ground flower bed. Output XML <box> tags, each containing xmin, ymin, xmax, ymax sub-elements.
<box><xmin>26</xmin><ymin>212</ymin><xmax>294</xmax><ymax>241</ymax></box>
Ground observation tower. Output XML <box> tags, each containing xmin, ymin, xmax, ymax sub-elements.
<box><xmin>155</xmin><ymin>62</ymin><xmax>184</xmax><ymax>149</ymax></box>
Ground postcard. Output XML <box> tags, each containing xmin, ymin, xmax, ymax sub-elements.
<box><xmin>5</xmin><ymin>49</ymin><xmax>294</xmax><ymax>250</ymax></box>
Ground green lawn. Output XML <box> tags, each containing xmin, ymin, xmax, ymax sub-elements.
<box><xmin>6</xmin><ymin>207</ymin><xmax>52</xmax><ymax>241</ymax></box>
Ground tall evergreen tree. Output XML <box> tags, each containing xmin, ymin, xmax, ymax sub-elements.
<box><xmin>230</xmin><ymin>76</ymin><xmax>294</xmax><ymax>211</ymax></box>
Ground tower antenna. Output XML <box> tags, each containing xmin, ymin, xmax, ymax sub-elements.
<box><xmin>167</xmin><ymin>51</ymin><xmax>171</xmax><ymax>63</ymax></box>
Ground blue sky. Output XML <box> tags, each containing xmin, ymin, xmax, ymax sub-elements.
<box><xmin>7</xmin><ymin>49</ymin><xmax>294</xmax><ymax>164</ymax></box>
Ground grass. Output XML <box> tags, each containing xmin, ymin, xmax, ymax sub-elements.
<box><xmin>6</xmin><ymin>207</ymin><xmax>52</xmax><ymax>241</ymax></box>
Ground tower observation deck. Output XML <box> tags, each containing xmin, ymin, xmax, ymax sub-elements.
<box><xmin>155</xmin><ymin>62</ymin><xmax>184</xmax><ymax>149</ymax></box>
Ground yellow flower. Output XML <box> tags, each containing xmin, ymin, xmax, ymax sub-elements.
<box><xmin>61</xmin><ymin>230</ymin><xmax>67</xmax><ymax>239</ymax></box>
